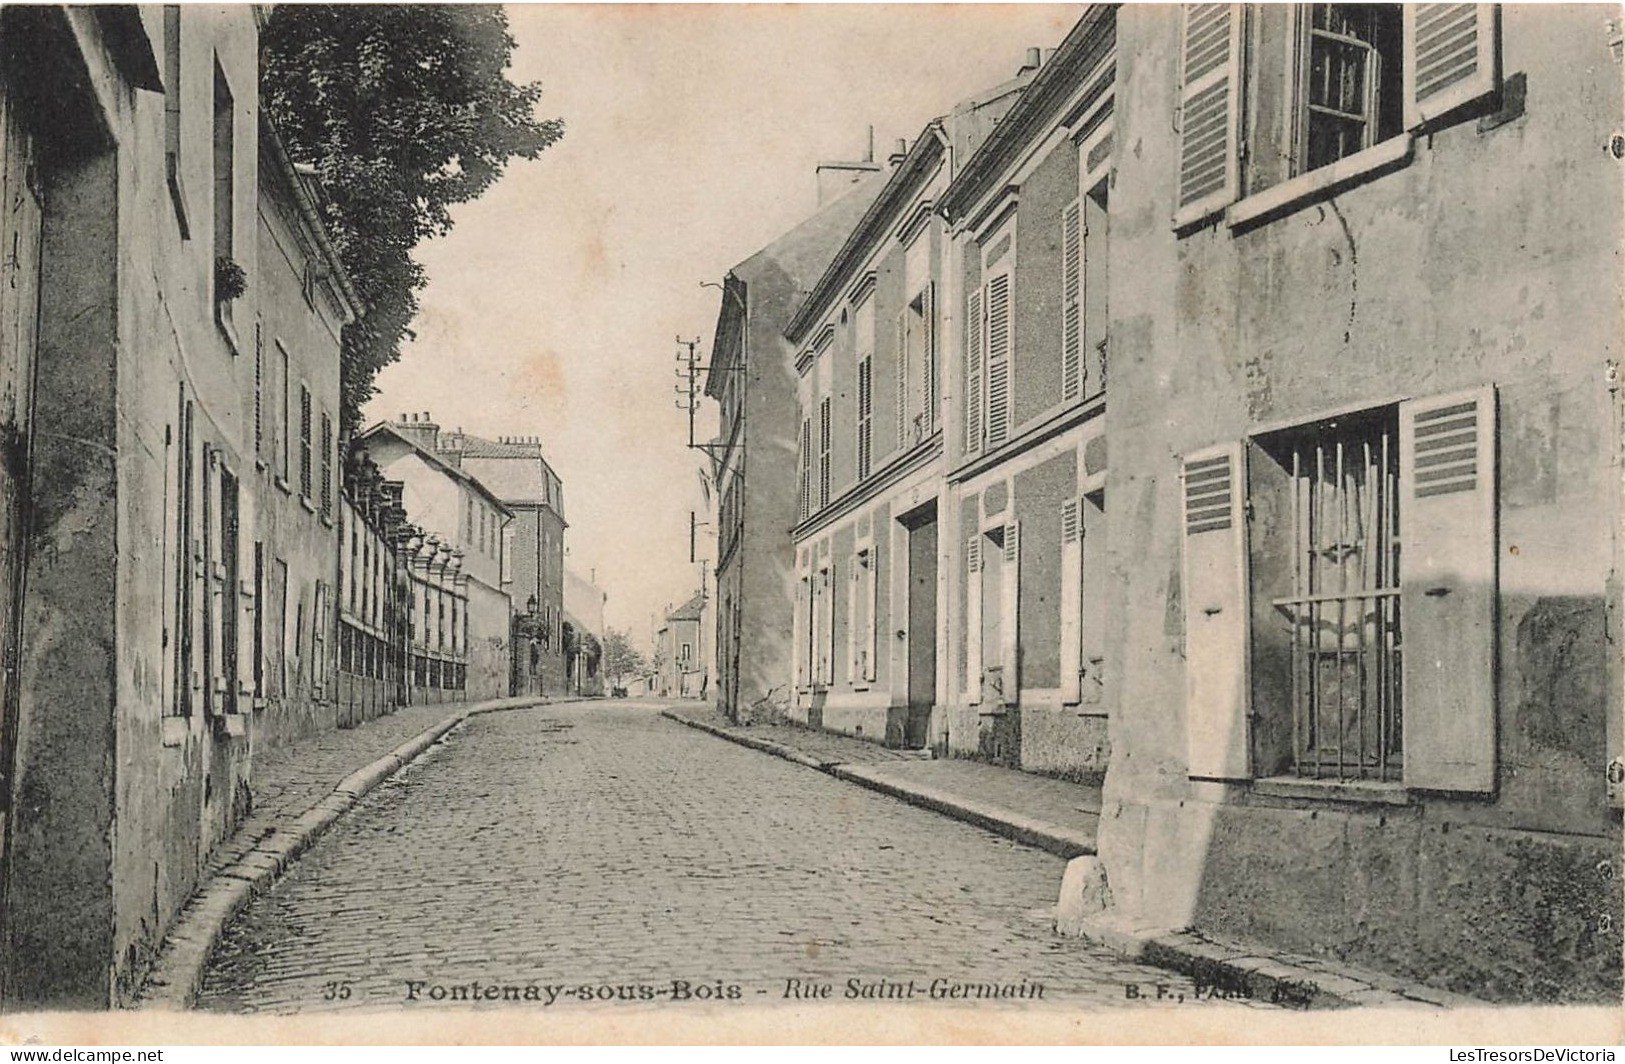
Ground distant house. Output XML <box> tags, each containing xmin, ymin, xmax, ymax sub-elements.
<box><xmin>563</xmin><ymin>567</ymin><xmax>607</xmax><ymax>696</ymax></box>
<box><xmin>437</xmin><ymin>430</ymin><xmax>568</xmax><ymax>695</ymax></box>
<box><xmin>657</xmin><ymin>593</ymin><xmax>709</xmax><ymax>699</ymax></box>
<box><xmin>353</xmin><ymin>415</ymin><xmax>514</xmax><ymax>700</ymax></box>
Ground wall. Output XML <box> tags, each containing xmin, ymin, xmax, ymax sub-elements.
<box><xmin>1101</xmin><ymin>4</ymin><xmax>1623</xmax><ymax>1001</ymax></box>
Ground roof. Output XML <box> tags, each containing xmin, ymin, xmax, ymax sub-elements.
<box><xmin>666</xmin><ymin>592</ymin><xmax>707</xmax><ymax>623</ymax></box>
<box><xmin>938</xmin><ymin>5</ymin><xmax>1117</xmax><ymax>224</ymax></box>
<box><xmin>355</xmin><ymin>422</ymin><xmax>513</xmax><ymax>514</ymax></box>
<box><xmin>438</xmin><ymin>431</ymin><xmax>563</xmax><ymax>514</ymax></box>
<box><xmin>784</xmin><ymin>121</ymin><xmax>948</xmax><ymax>345</ymax></box>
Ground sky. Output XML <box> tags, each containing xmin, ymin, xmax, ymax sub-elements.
<box><xmin>365</xmin><ymin>3</ymin><xmax>1080</xmax><ymax>651</ymax></box>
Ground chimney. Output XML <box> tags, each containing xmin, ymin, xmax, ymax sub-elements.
<box><xmin>888</xmin><ymin>137</ymin><xmax>908</xmax><ymax>167</ymax></box>
<box><xmin>395</xmin><ymin>409</ymin><xmax>441</xmax><ymax>452</ymax></box>
<box><xmin>814</xmin><ymin>125</ymin><xmax>884</xmax><ymax>207</ymax></box>
<box><xmin>1019</xmin><ymin>46</ymin><xmax>1042</xmax><ymax>76</ymax></box>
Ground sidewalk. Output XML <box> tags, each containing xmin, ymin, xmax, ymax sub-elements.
<box><xmin>661</xmin><ymin>705</ymin><xmax>1479</xmax><ymax>1010</ymax></box>
<box><xmin>138</xmin><ymin>694</ymin><xmax>553</xmax><ymax>1009</ymax></box>
<box><xmin>661</xmin><ymin>706</ymin><xmax>1100</xmax><ymax>859</ymax></box>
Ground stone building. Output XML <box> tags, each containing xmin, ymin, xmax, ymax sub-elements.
<box><xmin>1079</xmin><ymin>2</ymin><xmax>1622</xmax><ymax>1003</ymax></box>
<box><xmin>0</xmin><ymin>5</ymin><xmax>353</xmax><ymax>1006</ymax></box>
<box><xmin>354</xmin><ymin>415</ymin><xmax>514</xmax><ymax>701</ymax></box>
<box><xmin>783</xmin><ymin>55</ymin><xmax>1037</xmax><ymax>749</ymax></box>
<box><xmin>930</xmin><ymin>21</ymin><xmax>1117</xmax><ymax>777</ymax></box>
<box><xmin>705</xmin><ymin>167</ymin><xmax>885</xmax><ymax>722</ymax></box>
<box><xmin>436</xmin><ymin>430</ymin><xmax>568</xmax><ymax>696</ymax></box>
<box><xmin>657</xmin><ymin>592</ymin><xmax>709</xmax><ymax>699</ymax></box>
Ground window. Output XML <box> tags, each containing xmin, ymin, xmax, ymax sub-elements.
<box><xmin>298</xmin><ymin>384</ymin><xmax>312</xmax><ymax>499</ymax></box>
<box><xmin>897</xmin><ymin>284</ymin><xmax>937</xmax><ymax>447</ymax></box>
<box><xmin>320</xmin><ymin>411</ymin><xmax>333</xmax><ymax>520</ymax></box>
<box><xmin>1298</xmin><ymin>5</ymin><xmax>1403</xmax><ymax>172</ymax></box>
<box><xmin>856</xmin><ymin>355</ymin><xmax>873</xmax><ymax>480</ymax></box>
<box><xmin>1174</xmin><ymin>3</ymin><xmax>1502</xmax><ymax>227</ymax></box>
<box><xmin>1060</xmin><ymin>492</ymin><xmax>1107</xmax><ymax>707</ymax></box>
<box><xmin>849</xmin><ymin>545</ymin><xmax>878</xmax><ymax>684</ymax></box>
<box><xmin>680</xmin><ymin>642</ymin><xmax>692</xmax><ymax>664</ymax></box>
<box><xmin>212</xmin><ymin>57</ymin><xmax>236</xmax><ymax>324</ymax></box>
<box><xmin>818</xmin><ymin>397</ymin><xmax>832</xmax><ymax>509</ymax></box>
<box><xmin>1182</xmin><ymin>386</ymin><xmax>1497</xmax><ymax>792</ymax></box>
<box><xmin>162</xmin><ymin>6</ymin><xmax>188</xmax><ymax>237</ymax></box>
<box><xmin>964</xmin><ymin>228</ymin><xmax>1014</xmax><ymax>457</ymax></box>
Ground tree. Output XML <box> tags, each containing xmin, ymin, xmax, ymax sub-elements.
<box><xmin>601</xmin><ymin>628</ymin><xmax>648</xmax><ymax>688</ymax></box>
<box><xmin>260</xmin><ymin>5</ymin><xmax>564</xmax><ymax>432</ymax></box>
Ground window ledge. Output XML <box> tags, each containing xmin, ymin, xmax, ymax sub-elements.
<box><xmin>160</xmin><ymin>715</ymin><xmax>192</xmax><ymax>748</ymax></box>
<box><xmin>1226</xmin><ymin>135</ymin><xmax>1414</xmax><ymax>231</ymax></box>
<box><xmin>1251</xmin><ymin>776</ymin><xmax>1411</xmax><ymax>806</ymax></box>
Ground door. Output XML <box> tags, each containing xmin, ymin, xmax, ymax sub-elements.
<box><xmin>904</xmin><ymin>513</ymin><xmax>937</xmax><ymax>747</ymax></box>
<box><xmin>0</xmin><ymin>88</ymin><xmax>43</xmax><ymax>871</ymax></box>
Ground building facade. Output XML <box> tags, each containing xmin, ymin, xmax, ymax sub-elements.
<box><xmin>0</xmin><ymin>5</ymin><xmax>354</xmax><ymax>1006</ymax></box>
<box><xmin>705</xmin><ymin>171</ymin><xmax>886</xmax><ymax>722</ymax></box>
<box><xmin>784</xmin><ymin>60</ymin><xmax>1037</xmax><ymax>749</ymax></box>
<box><xmin>437</xmin><ymin>430</ymin><xmax>568</xmax><ymax>696</ymax></box>
<box><xmin>354</xmin><ymin>416</ymin><xmax>514</xmax><ymax>701</ymax></box>
<box><xmin>1087</xmin><ymin>2</ymin><xmax>1623</xmax><ymax>1002</ymax></box>
<box><xmin>657</xmin><ymin>593</ymin><xmax>709</xmax><ymax>699</ymax></box>
<box><xmin>933</xmin><ymin>18</ymin><xmax>1117</xmax><ymax>777</ymax></box>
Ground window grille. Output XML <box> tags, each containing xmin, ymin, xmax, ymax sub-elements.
<box><xmin>1273</xmin><ymin>415</ymin><xmax>1402</xmax><ymax>780</ymax></box>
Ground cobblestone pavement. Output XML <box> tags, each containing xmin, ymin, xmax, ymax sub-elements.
<box><xmin>198</xmin><ymin>700</ymin><xmax>1274</xmax><ymax>1015</ymax></box>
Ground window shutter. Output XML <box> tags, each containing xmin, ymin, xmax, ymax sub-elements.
<box><xmin>793</xmin><ymin>571</ymin><xmax>807</xmax><ymax>687</ymax></box>
<box><xmin>866</xmin><ymin>549</ymin><xmax>880</xmax><ymax>683</ymax></box>
<box><xmin>1181</xmin><ymin>442</ymin><xmax>1250</xmax><ymax>779</ymax></box>
<box><xmin>921</xmin><ymin>282</ymin><xmax>936</xmax><ymax>429</ymax></box>
<box><xmin>822</xmin><ymin>566</ymin><xmax>836</xmax><ymax>686</ymax></box>
<box><xmin>965</xmin><ymin>535</ymin><xmax>983</xmax><ymax>703</ymax></box>
<box><xmin>1061</xmin><ymin>201</ymin><xmax>1083</xmax><ymax>403</ymax></box>
<box><xmin>1059</xmin><ymin>498</ymin><xmax>1083</xmax><ymax>704</ymax></box>
<box><xmin>1175</xmin><ymin>4</ymin><xmax>1243</xmax><ymax>226</ymax></box>
<box><xmin>986</xmin><ymin>273</ymin><xmax>1012</xmax><ymax>447</ymax></box>
<box><xmin>1400</xmin><ymin>385</ymin><xmax>1497</xmax><ymax>793</ymax></box>
<box><xmin>896</xmin><ymin>311</ymin><xmax>910</xmax><ymax>448</ymax></box>
<box><xmin>236</xmin><ymin>492</ymin><xmax>256</xmax><ymax>701</ymax></box>
<box><xmin>857</xmin><ymin>355</ymin><xmax>873</xmax><ymax>480</ymax></box>
<box><xmin>964</xmin><ymin>288</ymin><xmax>984</xmax><ymax>456</ymax></box>
<box><xmin>1404</xmin><ymin>4</ymin><xmax>1499</xmax><ymax>130</ymax></box>
<box><xmin>847</xmin><ymin>557</ymin><xmax>860</xmax><ymax>684</ymax></box>
<box><xmin>999</xmin><ymin>521</ymin><xmax>1021</xmax><ymax>705</ymax></box>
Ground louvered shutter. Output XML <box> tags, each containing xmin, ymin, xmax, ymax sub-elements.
<box><xmin>1061</xmin><ymin>201</ymin><xmax>1083</xmax><ymax>403</ymax></box>
<box><xmin>986</xmin><ymin>273</ymin><xmax>1012</xmax><ymax>447</ymax></box>
<box><xmin>1059</xmin><ymin>499</ymin><xmax>1083</xmax><ymax>704</ymax></box>
<box><xmin>822</xmin><ymin>566</ymin><xmax>836</xmax><ymax>686</ymax></box>
<box><xmin>1400</xmin><ymin>386</ymin><xmax>1497</xmax><ymax>793</ymax></box>
<box><xmin>896</xmin><ymin>311</ymin><xmax>910</xmax><ymax>447</ymax></box>
<box><xmin>1182</xmin><ymin>442</ymin><xmax>1250</xmax><ymax>779</ymax></box>
<box><xmin>236</xmin><ymin>492</ymin><xmax>257</xmax><ymax>702</ymax></box>
<box><xmin>866</xmin><ymin>548</ymin><xmax>880</xmax><ymax>683</ymax></box>
<box><xmin>1175</xmin><ymin>4</ymin><xmax>1243</xmax><ymax>225</ymax></box>
<box><xmin>965</xmin><ymin>535</ymin><xmax>983</xmax><ymax>703</ymax></box>
<box><xmin>847</xmin><ymin>556</ymin><xmax>861</xmax><ymax>684</ymax></box>
<box><xmin>793</xmin><ymin>571</ymin><xmax>808</xmax><ymax>687</ymax></box>
<box><xmin>921</xmin><ymin>282</ymin><xmax>936</xmax><ymax>429</ymax></box>
<box><xmin>964</xmin><ymin>289</ymin><xmax>984</xmax><ymax>456</ymax></box>
<box><xmin>999</xmin><ymin>521</ymin><xmax>1021</xmax><ymax>706</ymax></box>
<box><xmin>1404</xmin><ymin>4</ymin><xmax>1499</xmax><ymax>130</ymax></box>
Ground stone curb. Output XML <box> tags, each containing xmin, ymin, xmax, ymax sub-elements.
<box><xmin>660</xmin><ymin>709</ymin><xmax>1095</xmax><ymax>859</ymax></box>
<box><xmin>1065</xmin><ymin>912</ymin><xmax>1484</xmax><ymax>1010</ymax></box>
<box><xmin>135</xmin><ymin>695</ymin><xmax>552</xmax><ymax>1010</ymax></box>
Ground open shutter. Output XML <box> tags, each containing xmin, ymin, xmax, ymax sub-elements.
<box><xmin>1174</xmin><ymin>4</ymin><xmax>1243</xmax><ymax>226</ymax></box>
<box><xmin>985</xmin><ymin>273</ymin><xmax>1012</xmax><ymax>447</ymax></box>
<box><xmin>964</xmin><ymin>289</ymin><xmax>984</xmax><ymax>456</ymax></box>
<box><xmin>921</xmin><ymin>282</ymin><xmax>936</xmax><ymax>428</ymax></box>
<box><xmin>1059</xmin><ymin>499</ymin><xmax>1083</xmax><ymax>704</ymax></box>
<box><xmin>823</xmin><ymin>566</ymin><xmax>836</xmax><ymax>686</ymax></box>
<box><xmin>1000</xmin><ymin>521</ymin><xmax>1021</xmax><ymax>706</ymax></box>
<box><xmin>896</xmin><ymin>311</ymin><xmax>910</xmax><ymax>447</ymax></box>
<box><xmin>866</xmin><ymin>548</ymin><xmax>880</xmax><ymax>683</ymax></box>
<box><xmin>236</xmin><ymin>491</ymin><xmax>257</xmax><ymax>701</ymax></box>
<box><xmin>1400</xmin><ymin>385</ymin><xmax>1497</xmax><ymax>793</ymax></box>
<box><xmin>1061</xmin><ymin>201</ymin><xmax>1083</xmax><ymax>402</ymax></box>
<box><xmin>1182</xmin><ymin>442</ymin><xmax>1250</xmax><ymax>779</ymax></box>
<box><xmin>965</xmin><ymin>535</ymin><xmax>983</xmax><ymax>703</ymax></box>
<box><xmin>792</xmin><ymin>569</ymin><xmax>806</xmax><ymax>687</ymax></box>
<box><xmin>847</xmin><ymin>556</ymin><xmax>861</xmax><ymax>683</ymax></box>
<box><xmin>1404</xmin><ymin>4</ymin><xmax>1499</xmax><ymax>130</ymax></box>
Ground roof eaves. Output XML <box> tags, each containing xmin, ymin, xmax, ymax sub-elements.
<box><xmin>939</xmin><ymin>5</ymin><xmax>1118</xmax><ymax>224</ymax></box>
<box><xmin>784</xmin><ymin>122</ymin><xmax>948</xmax><ymax>345</ymax></box>
<box><xmin>357</xmin><ymin>422</ymin><xmax>513</xmax><ymax>515</ymax></box>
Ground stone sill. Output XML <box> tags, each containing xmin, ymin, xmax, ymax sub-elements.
<box><xmin>1251</xmin><ymin>775</ymin><xmax>1411</xmax><ymax>806</ymax></box>
<box><xmin>1226</xmin><ymin>134</ymin><xmax>1413</xmax><ymax>231</ymax></box>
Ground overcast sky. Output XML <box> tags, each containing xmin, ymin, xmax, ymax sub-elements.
<box><xmin>365</xmin><ymin>3</ymin><xmax>1080</xmax><ymax>650</ymax></box>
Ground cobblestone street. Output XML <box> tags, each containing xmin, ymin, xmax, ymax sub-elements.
<box><xmin>197</xmin><ymin>701</ymin><xmax>1260</xmax><ymax>1015</ymax></box>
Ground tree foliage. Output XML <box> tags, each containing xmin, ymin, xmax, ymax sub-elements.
<box><xmin>601</xmin><ymin>628</ymin><xmax>648</xmax><ymax>687</ymax></box>
<box><xmin>260</xmin><ymin>5</ymin><xmax>563</xmax><ymax>432</ymax></box>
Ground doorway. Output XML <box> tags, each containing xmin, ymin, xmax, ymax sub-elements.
<box><xmin>902</xmin><ymin>506</ymin><xmax>937</xmax><ymax>748</ymax></box>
